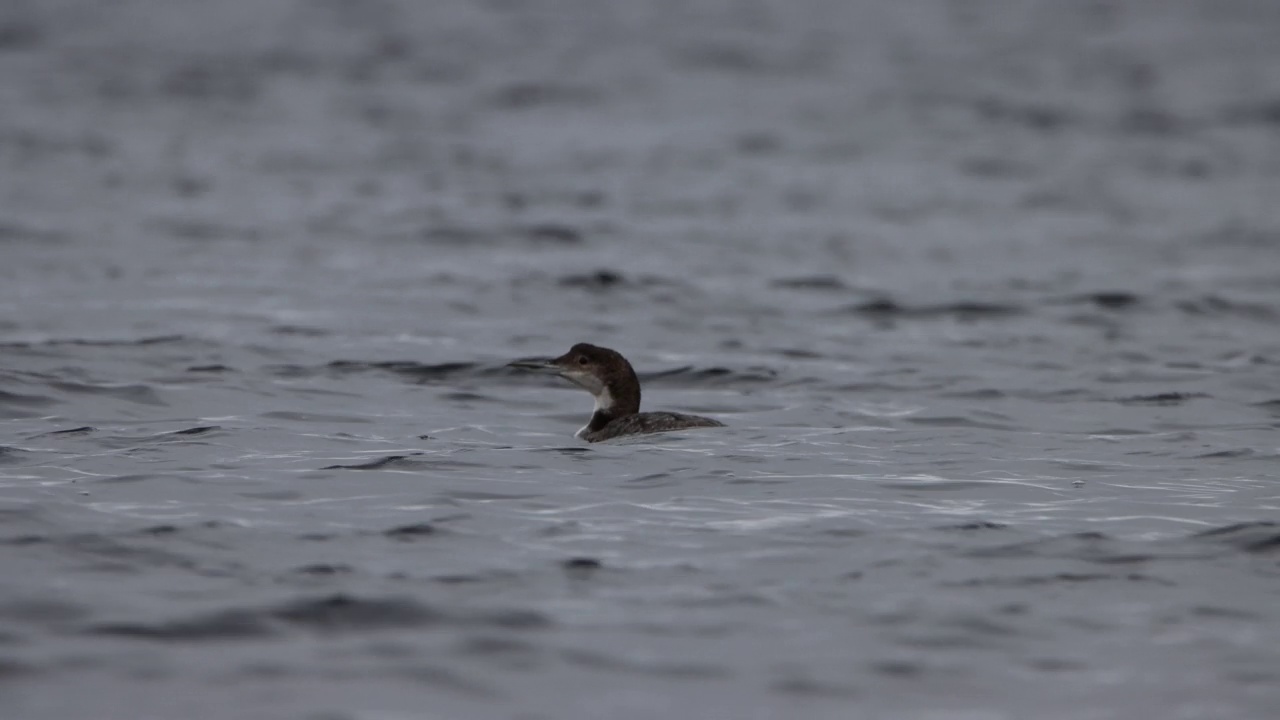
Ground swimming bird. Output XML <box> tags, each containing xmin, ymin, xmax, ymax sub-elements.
<box><xmin>508</xmin><ymin>343</ymin><xmax>724</xmax><ymax>442</ymax></box>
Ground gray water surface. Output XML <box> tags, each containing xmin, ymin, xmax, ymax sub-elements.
<box><xmin>2</xmin><ymin>1</ymin><xmax>1280</xmax><ymax>719</ymax></box>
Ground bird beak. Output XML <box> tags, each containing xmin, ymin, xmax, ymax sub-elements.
<box><xmin>507</xmin><ymin>357</ymin><xmax>564</xmax><ymax>374</ymax></box>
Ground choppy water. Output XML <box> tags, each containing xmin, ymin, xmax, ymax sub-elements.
<box><xmin>3</xmin><ymin>1</ymin><xmax>1280</xmax><ymax>718</ymax></box>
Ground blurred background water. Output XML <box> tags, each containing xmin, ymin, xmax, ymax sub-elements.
<box><xmin>1</xmin><ymin>1</ymin><xmax>1279</xmax><ymax>718</ymax></box>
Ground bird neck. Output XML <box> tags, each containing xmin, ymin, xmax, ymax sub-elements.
<box><xmin>585</xmin><ymin>381</ymin><xmax>640</xmax><ymax>431</ymax></box>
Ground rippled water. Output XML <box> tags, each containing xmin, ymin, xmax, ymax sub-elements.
<box><xmin>3</xmin><ymin>1</ymin><xmax>1280</xmax><ymax>718</ymax></box>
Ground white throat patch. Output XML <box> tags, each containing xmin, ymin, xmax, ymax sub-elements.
<box><xmin>575</xmin><ymin>388</ymin><xmax>614</xmax><ymax>439</ymax></box>
<box><xmin>593</xmin><ymin>387</ymin><xmax>615</xmax><ymax>413</ymax></box>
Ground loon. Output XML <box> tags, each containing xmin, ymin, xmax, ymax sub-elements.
<box><xmin>508</xmin><ymin>343</ymin><xmax>724</xmax><ymax>442</ymax></box>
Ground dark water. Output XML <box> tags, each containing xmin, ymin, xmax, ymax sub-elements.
<box><xmin>3</xmin><ymin>1</ymin><xmax>1280</xmax><ymax>718</ymax></box>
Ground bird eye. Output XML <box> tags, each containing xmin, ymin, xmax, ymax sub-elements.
<box><xmin>577</xmin><ymin>356</ymin><xmax>589</xmax><ymax>365</ymax></box>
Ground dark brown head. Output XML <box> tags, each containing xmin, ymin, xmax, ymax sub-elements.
<box><xmin>509</xmin><ymin>343</ymin><xmax>641</xmax><ymax>419</ymax></box>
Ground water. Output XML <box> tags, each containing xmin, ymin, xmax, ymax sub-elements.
<box><xmin>2</xmin><ymin>1</ymin><xmax>1280</xmax><ymax>718</ymax></box>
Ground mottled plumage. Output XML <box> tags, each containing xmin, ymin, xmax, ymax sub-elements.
<box><xmin>579</xmin><ymin>410</ymin><xmax>723</xmax><ymax>443</ymax></box>
<box><xmin>509</xmin><ymin>343</ymin><xmax>724</xmax><ymax>443</ymax></box>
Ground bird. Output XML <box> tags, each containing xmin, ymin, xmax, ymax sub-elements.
<box><xmin>508</xmin><ymin>343</ymin><xmax>724</xmax><ymax>442</ymax></box>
